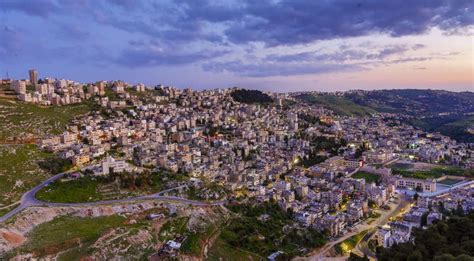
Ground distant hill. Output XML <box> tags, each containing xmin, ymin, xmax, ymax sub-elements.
<box><xmin>230</xmin><ymin>89</ymin><xmax>273</xmax><ymax>104</ymax></box>
<box><xmin>296</xmin><ymin>93</ymin><xmax>376</xmax><ymax>117</ymax></box>
<box><xmin>408</xmin><ymin>115</ymin><xmax>474</xmax><ymax>143</ymax></box>
<box><xmin>343</xmin><ymin>89</ymin><xmax>474</xmax><ymax>143</ymax></box>
<box><xmin>344</xmin><ymin>89</ymin><xmax>474</xmax><ymax>116</ymax></box>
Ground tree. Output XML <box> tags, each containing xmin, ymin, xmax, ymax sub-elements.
<box><xmin>454</xmin><ymin>254</ymin><xmax>474</xmax><ymax>261</ymax></box>
<box><xmin>287</xmin><ymin>207</ymin><xmax>294</xmax><ymax>218</ymax></box>
<box><xmin>349</xmin><ymin>252</ymin><xmax>369</xmax><ymax>261</ymax></box>
<box><xmin>414</xmin><ymin>192</ymin><xmax>419</xmax><ymax>201</ymax></box>
<box><xmin>456</xmin><ymin>203</ymin><xmax>465</xmax><ymax>216</ymax></box>
<box><xmin>377</xmin><ymin>213</ymin><xmax>474</xmax><ymax>261</ymax></box>
<box><xmin>434</xmin><ymin>254</ymin><xmax>455</xmax><ymax>261</ymax></box>
<box><xmin>421</xmin><ymin>211</ymin><xmax>429</xmax><ymax>227</ymax></box>
<box><xmin>407</xmin><ymin>251</ymin><xmax>423</xmax><ymax>261</ymax></box>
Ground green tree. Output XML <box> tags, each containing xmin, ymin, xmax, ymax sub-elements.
<box><xmin>434</xmin><ymin>254</ymin><xmax>455</xmax><ymax>261</ymax></box>
<box><xmin>408</xmin><ymin>251</ymin><xmax>423</xmax><ymax>261</ymax></box>
<box><xmin>454</xmin><ymin>254</ymin><xmax>474</xmax><ymax>261</ymax></box>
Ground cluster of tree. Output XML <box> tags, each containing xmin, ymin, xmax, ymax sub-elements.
<box><xmin>92</xmin><ymin>170</ymin><xmax>154</xmax><ymax>190</ymax></box>
<box><xmin>222</xmin><ymin>202</ymin><xmax>326</xmax><ymax>258</ymax></box>
<box><xmin>349</xmin><ymin>253</ymin><xmax>370</xmax><ymax>261</ymax></box>
<box><xmin>297</xmin><ymin>152</ymin><xmax>328</xmax><ymax>168</ymax></box>
<box><xmin>298</xmin><ymin>113</ymin><xmax>331</xmax><ymax>127</ymax></box>
<box><xmin>38</xmin><ymin>157</ymin><xmax>73</xmax><ymax>174</ymax></box>
<box><xmin>309</xmin><ymin>136</ymin><xmax>347</xmax><ymax>156</ymax></box>
<box><xmin>230</xmin><ymin>89</ymin><xmax>273</xmax><ymax>104</ymax></box>
<box><xmin>376</xmin><ymin>212</ymin><xmax>474</xmax><ymax>261</ymax></box>
<box><xmin>354</xmin><ymin>142</ymin><xmax>369</xmax><ymax>159</ymax></box>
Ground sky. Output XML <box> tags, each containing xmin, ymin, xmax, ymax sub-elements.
<box><xmin>0</xmin><ymin>0</ymin><xmax>473</xmax><ymax>92</ymax></box>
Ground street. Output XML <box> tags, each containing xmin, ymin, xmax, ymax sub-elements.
<box><xmin>300</xmin><ymin>193</ymin><xmax>412</xmax><ymax>261</ymax></box>
<box><xmin>0</xmin><ymin>172</ymin><xmax>225</xmax><ymax>223</ymax></box>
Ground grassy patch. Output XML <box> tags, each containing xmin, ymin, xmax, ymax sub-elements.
<box><xmin>159</xmin><ymin>217</ymin><xmax>189</xmax><ymax>241</ymax></box>
<box><xmin>181</xmin><ymin>233</ymin><xmax>201</xmax><ymax>255</ymax></box>
<box><xmin>0</xmin><ymin>98</ymin><xmax>95</xmax><ymax>141</ymax></box>
<box><xmin>369</xmin><ymin>211</ymin><xmax>381</xmax><ymax>219</ymax></box>
<box><xmin>0</xmin><ymin>144</ymin><xmax>55</xmax><ymax>206</ymax></box>
<box><xmin>11</xmin><ymin>215</ymin><xmax>126</xmax><ymax>258</ymax></box>
<box><xmin>35</xmin><ymin>176</ymin><xmax>103</xmax><ymax>203</ymax></box>
<box><xmin>393</xmin><ymin>166</ymin><xmax>474</xmax><ymax>180</ymax></box>
<box><xmin>336</xmin><ymin>229</ymin><xmax>369</xmax><ymax>254</ymax></box>
<box><xmin>352</xmin><ymin>171</ymin><xmax>380</xmax><ymax>184</ymax></box>
<box><xmin>207</xmin><ymin>237</ymin><xmax>264</xmax><ymax>261</ymax></box>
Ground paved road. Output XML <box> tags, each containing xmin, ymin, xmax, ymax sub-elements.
<box><xmin>302</xmin><ymin>194</ymin><xmax>412</xmax><ymax>261</ymax></box>
<box><xmin>353</xmin><ymin>194</ymin><xmax>412</xmax><ymax>259</ymax></box>
<box><xmin>0</xmin><ymin>172</ymin><xmax>225</xmax><ymax>223</ymax></box>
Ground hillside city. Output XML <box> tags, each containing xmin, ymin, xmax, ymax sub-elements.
<box><xmin>0</xmin><ymin>70</ymin><xmax>472</xmax><ymax>260</ymax></box>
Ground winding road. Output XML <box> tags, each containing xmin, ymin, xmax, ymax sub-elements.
<box><xmin>302</xmin><ymin>193</ymin><xmax>412</xmax><ymax>261</ymax></box>
<box><xmin>0</xmin><ymin>172</ymin><xmax>225</xmax><ymax>223</ymax></box>
<box><xmin>353</xmin><ymin>194</ymin><xmax>412</xmax><ymax>259</ymax></box>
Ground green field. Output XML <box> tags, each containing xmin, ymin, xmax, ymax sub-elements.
<box><xmin>352</xmin><ymin>171</ymin><xmax>380</xmax><ymax>184</ymax></box>
<box><xmin>207</xmin><ymin>237</ymin><xmax>264</xmax><ymax>261</ymax></box>
<box><xmin>0</xmin><ymin>98</ymin><xmax>95</xmax><ymax>141</ymax></box>
<box><xmin>36</xmin><ymin>176</ymin><xmax>105</xmax><ymax>203</ymax></box>
<box><xmin>393</xmin><ymin>166</ymin><xmax>474</xmax><ymax>180</ymax></box>
<box><xmin>8</xmin><ymin>215</ymin><xmax>126</xmax><ymax>258</ymax></box>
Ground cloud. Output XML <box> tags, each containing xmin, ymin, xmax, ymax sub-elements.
<box><xmin>202</xmin><ymin>60</ymin><xmax>364</xmax><ymax>77</ymax></box>
<box><xmin>116</xmin><ymin>41</ymin><xmax>230</xmax><ymax>67</ymax></box>
<box><xmin>0</xmin><ymin>0</ymin><xmax>58</xmax><ymax>17</ymax></box>
<box><xmin>264</xmin><ymin>44</ymin><xmax>422</xmax><ymax>63</ymax></box>
<box><xmin>4</xmin><ymin>0</ymin><xmax>471</xmax><ymax>47</ymax></box>
<box><xmin>0</xmin><ymin>0</ymin><xmax>471</xmax><ymax>80</ymax></box>
<box><xmin>223</xmin><ymin>0</ymin><xmax>474</xmax><ymax>46</ymax></box>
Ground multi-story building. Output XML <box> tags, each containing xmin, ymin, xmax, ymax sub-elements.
<box><xmin>10</xmin><ymin>80</ymin><xmax>26</xmax><ymax>94</ymax></box>
<box><xmin>29</xmin><ymin>69</ymin><xmax>38</xmax><ymax>85</ymax></box>
<box><xmin>395</xmin><ymin>176</ymin><xmax>437</xmax><ymax>193</ymax></box>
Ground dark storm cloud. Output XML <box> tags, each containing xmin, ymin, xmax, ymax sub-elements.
<box><xmin>0</xmin><ymin>0</ymin><xmax>471</xmax><ymax>75</ymax></box>
<box><xmin>224</xmin><ymin>0</ymin><xmax>474</xmax><ymax>46</ymax></box>
<box><xmin>4</xmin><ymin>0</ymin><xmax>470</xmax><ymax>47</ymax></box>
<box><xmin>3</xmin><ymin>0</ymin><xmax>473</xmax><ymax>47</ymax></box>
